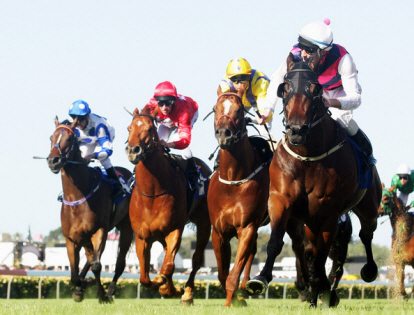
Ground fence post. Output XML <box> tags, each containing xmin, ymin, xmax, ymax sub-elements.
<box><xmin>387</xmin><ymin>286</ymin><xmax>391</xmax><ymax>299</ymax></box>
<box><xmin>348</xmin><ymin>285</ymin><xmax>353</xmax><ymax>299</ymax></box>
<box><xmin>374</xmin><ymin>286</ymin><xmax>378</xmax><ymax>299</ymax></box>
<box><xmin>6</xmin><ymin>277</ymin><xmax>13</xmax><ymax>299</ymax></box>
<box><xmin>283</xmin><ymin>283</ymin><xmax>288</xmax><ymax>299</ymax></box>
<box><xmin>56</xmin><ymin>280</ymin><xmax>60</xmax><ymax>299</ymax></box>
<box><xmin>38</xmin><ymin>278</ymin><xmax>43</xmax><ymax>299</ymax></box>
<box><xmin>361</xmin><ymin>286</ymin><xmax>365</xmax><ymax>299</ymax></box>
<box><xmin>265</xmin><ymin>286</ymin><xmax>269</xmax><ymax>299</ymax></box>
<box><xmin>137</xmin><ymin>282</ymin><xmax>140</xmax><ymax>299</ymax></box>
<box><xmin>205</xmin><ymin>281</ymin><xmax>210</xmax><ymax>300</ymax></box>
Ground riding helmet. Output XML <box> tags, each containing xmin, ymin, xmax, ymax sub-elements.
<box><xmin>153</xmin><ymin>81</ymin><xmax>178</xmax><ymax>101</ymax></box>
<box><xmin>225</xmin><ymin>57</ymin><xmax>252</xmax><ymax>79</ymax></box>
<box><xmin>298</xmin><ymin>19</ymin><xmax>333</xmax><ymax>50</ymax></box>
<box><xmin>68</xmin><ymin>99</ymin><xmax>91</xmax><ymax>116</ymax></box>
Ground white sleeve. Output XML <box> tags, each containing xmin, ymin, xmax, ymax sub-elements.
<box><xmin>263</xmin><ymin>62</ymin><xmax>287</xmax><ymax>113</ymax></box>
<box><xmin>336</xmin><ymin>53</ymin><xmax>362</xmax><ymax>111</ymax></box>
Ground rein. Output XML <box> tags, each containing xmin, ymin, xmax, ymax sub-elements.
<box><xmin>280</xmin><ymin>136</ymin><xmax>345</xmax><ymax>162</ymax></box>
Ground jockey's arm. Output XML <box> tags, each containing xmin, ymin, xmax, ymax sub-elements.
<box><xmin>334</xmin><ymin>53</ymin><xmax>362</xmax><ymax>111</ymax></box>
<box><xmin>94</xmin><ymin>124</ymin><xmax>113</xmax><ymax>160</ymax></box>
<box><xmin>263</xmin><ymin>62</ymin><xmax>287</xmax><ymax>119</ymax></box>
<box><xmin>254</xmin><ymin>76</ymin><xmax>272</xmax><ymax>124</ymax></box>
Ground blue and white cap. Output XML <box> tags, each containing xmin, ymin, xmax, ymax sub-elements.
<box><xmin>68</xmin><ymin>99</ymin><xmax>91</xmax><ymax>116</ymax></box>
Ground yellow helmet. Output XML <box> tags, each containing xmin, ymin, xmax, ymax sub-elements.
<box><xmin>226</xmin><ymin>57</ymin><xmax>252</xmax><ymax>79</ymax></box>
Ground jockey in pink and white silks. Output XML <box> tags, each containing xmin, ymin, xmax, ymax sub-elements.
<box><xmin>265</xmin><ymin>19</ymin><xmax>374</xmax><ymax>161</ymax></box>
<box><xmin>68</xmin><ymin>99</ymin><xmax>128</xmax><ymax>198</ymax></box>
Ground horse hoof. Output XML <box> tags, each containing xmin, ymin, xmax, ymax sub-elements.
<box><xmin>231</xmin><ymin>297</ymin><xmax>248</xmax><ymax>307</ymax></box>
<box><xmin>329</xmin><ymin>290</ymin><xmax>340</xmax><ymax>307</ymax></box>
<box><xmin>360</xmin><ymin>263</ymin><xmax>378</xmax><ymax>282</ymax></box>
<box><xmin>153</xmin><ymin>274</ymin><xmax>168</xmax><ymax>286</ymax></box>
<box><xmin>245</xmin><ymin>276</ymin><xmax>268</xmax><ymax>295</ymax></box>
<box><xmin>181</xmin><ymin>298</ymin><xmax>194</xmax><ymax>306</ymax></box>
<box><xmin>72</xmin><ymin>288</ymin><xmax>84</xmax><ymax>303</ymax></box>
<box><xmin>99</xmin><ymin>295</ymin><xmax>113</xmax><ymax>304</ymax></box>
<box><xmin>107</xmin><ymin>282</ymin><xmax>116</xmax><ymax>298</ymax></box>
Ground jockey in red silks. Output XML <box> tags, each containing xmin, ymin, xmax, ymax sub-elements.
<box><xmin>142</xmin><ymin>81</ymin><xmax>200</xmax><ymax>191</ymax></box>
<box><xmin>265</xmin><ymin>19</ymin><xmax>374</xmax><ymax>162</ymax></box>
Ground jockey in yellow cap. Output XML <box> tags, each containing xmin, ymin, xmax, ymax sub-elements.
<box><xmin>218</xmin><ymin>57</ymin><xmax>273</xmax><ymax>136</ymax></box>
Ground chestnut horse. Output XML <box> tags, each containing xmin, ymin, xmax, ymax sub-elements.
<box><xmin>208</xmin><ymin>92</ymin><xmax>274</xmax><ymax>306</ymax></box>
<box><xmin>378</xmin><ymin>187</ymin><xmax>414</xmax><ymax>298</ymax></box>
<box><xmin>246</xmin><ymin>56</ymin><xmax>382</xmax><ymax>307</ymax></box>
<box><xmin>125</xmin><ymin>109</ymin><xmax>211</xmax><ymax>304</ymax></box>
<box><xmin>47</xmin><ymin>119</ymin><xmax>133</xmax><ymax>303</ymax></box>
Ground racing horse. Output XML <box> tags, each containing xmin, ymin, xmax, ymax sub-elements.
<box><xmin>208</xmin><ymin>92</ymin><xmax>274</xmax><ymax>306</ymax></box>
<box><xmin>378</xmin><ymin>187</ymin><xmax>414</xmax><ymax>298</ymax></box>
<box><xmin>47</xmin><ymin>118</ymin><xmax>133</xmax><ymax>303</ymax></box>
<box><xmin>125</xmin><ymin>108</ymin><xmax>211</xmax><ymax>304</ymax></box>
<box><xmin>246</xmin><ymin>55</ymin><xmax>382</xmax><ymax>307</ymax></box>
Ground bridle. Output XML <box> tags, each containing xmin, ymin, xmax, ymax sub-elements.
<box><xmin>127</xmin><ymin>114</ymin><xmax>162</xmax><ymax>162</ymax></box>
<box><xmin>49</xmin><ymin>125</ymin><xmax>81</xmax><ymax>171</ymax></box>
<box><xmin>279</xmin><ymin>65</ymin><xmax>327</xmax><ymax>141</ymax></box>
<box><xmin>214</xmin><ymin>92</ymin><xmax>249</xmax><ymax>145</ymax></box>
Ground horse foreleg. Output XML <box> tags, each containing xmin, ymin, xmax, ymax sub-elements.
<box><xmin>135</xmin><ymin>236</ymin><xmax>152</xmax><ymax>287</ymax></box>
<box><xmin>182</xmin><ymin>218</ymin><xmax>211</xmax><ymax>305</ymax></box>
<box><xmin>240</xmin><ymin>239</ymin><xmax>256</xmax><ymax>290</ymax></box>
<box><xmin>357</xmin><ymin>217</ymin><xmax>378</xmax><ymax>282</ymax></box>
<box><xmin>90</xmin><ymin>228</ymin><xmax>110</xmax><ymax>303</ymax></box>
<box><xmin>246</xmin><ymin>206</ymin><xmax>288</xmax><ymax>295</ymax></box>
<box><xmin>396</xmin><ymin>261</ymin><xmax>407</xmax><ymax>298</ymax></box>
<box><xmin>211</xmin><ymin>229</ymin><xmax>231</xmax><ymax>290</ymax></box>
<box><xmin>66</xmin><ymin>239</ymin><xmax>83</xmax><ymax>302</ymax></box>
<box><xmin>158</xmin><ymin>229</ymin><xmax>182</xmax><ymax>297</ymax></box>
<box><xmin>225</xmin><ymin>226</ymin><xmax>257</xmax><ymax>307</ymax></box>
<box><xmin>108</xmin><ymin>221</ymin><xmax>134</xmax><ymax>298</ymax></box>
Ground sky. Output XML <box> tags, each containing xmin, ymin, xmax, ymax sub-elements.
<box><xmin>0</xmin><ymin>0</ymin><xmax>413</xmax><ymax>248</ymax></box>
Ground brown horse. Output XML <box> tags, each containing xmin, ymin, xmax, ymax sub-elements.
<box><xmin>208</xmin><ymin>92</ymin><xmax>273</xmax><ymax>306</ymax></box>
<box><xmin>379</xmin><ymin>187</ymin><xmax>414</xmax><ymax>298</ymax></box>
<box><xmin>125</xmin><ymin>109</ymin><xmax>211</xmax><ymax>304</ymax></box>
<box><xmin>246</xmin><ymin>56</ymin><xmax>382</xmax><ymax>307</ymax></box>
<box><xmin>47</xmin><ymin>118</ymin><xmax>133</xmax><ymax>303</ymax></box>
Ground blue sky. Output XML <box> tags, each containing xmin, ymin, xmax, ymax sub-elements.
<box><xmin>0</xmin><ymin>0</ymin><xmax>413</xmax><ymax>247</ymax></box>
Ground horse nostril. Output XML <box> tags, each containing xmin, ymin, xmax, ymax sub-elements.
<box><xmin>132</xmin><ymin>146</ymin><xmax>141</xmax><ymax>154</ymax></box>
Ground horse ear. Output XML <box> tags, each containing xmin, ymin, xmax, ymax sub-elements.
<box><xmin>133</xmin><ymin>108</ymin><xmax>140</xmax><ymax>117</ymax></box>
<box><xmin>54</xmin><ymin>115</ymin><xmax>59</xmax><ymax>127</ymax></box>
<box><xmin>287</xmin><ymin>53</ymin><xmax>295</xmax><ymax>71</ymax></box>
<box><xmin>217</xmin><ymin>85</ymin><xmax>223</xmax><ymax>97</ymax></box>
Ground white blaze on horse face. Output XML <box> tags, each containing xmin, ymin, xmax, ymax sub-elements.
<box><xmin>223</xmin><ymin>99</ymin><xmax>233</xmax><ymax>116</ymax></box>
<box><xmin>135</xmin><ymin>120</ymin><xmax>143</xmax><ymax>127</ymax></box>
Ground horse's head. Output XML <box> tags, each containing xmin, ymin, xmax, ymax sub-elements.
<box><xmin>126</xmin><ymin>108</ymin><xmax>160</xmax><ymax>164</ymax></box>
<box><xmin>214</xmin><ymin>92</ymin><xmax>247</xmax><ymax>148</ymax></box>
<box><xmin>47</xmin><ymin>118</ymin><xmax>79</xmax><ymax>173</ymax></box>
<box><xmin>278</xmin><ymin>54</ymin><xmax>325</xmax><ymax>146</ymax></box>
<box><xmin>379</xmin><ymin>186</ymin><xmax>404</xmax><ymax>218</ymax></box>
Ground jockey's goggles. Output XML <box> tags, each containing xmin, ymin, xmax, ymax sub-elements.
<box><xmin>230</xmin><ymin>74</ymin><xmax>250</xmax><ymax>84</ymax></box>
<box><xmin>157</xmin><ymin>99</ymin><xmax>175</xmax><ymax>107</ymax></box>
<box><xmin>399</xmin><ymin>175</ymin><xmax>409</xmax><ymax>180</ymax></box>
<box><xmin>70</xmin><ymin>114</ymin><xmax>87</xmax><ymax>121</ymax></box>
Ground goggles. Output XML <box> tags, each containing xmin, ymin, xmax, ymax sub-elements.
<box><xmin>157</xmin><ymin>99</ymin><xmax>175</xmax><ymax>107</ymax></box>
<box><xmin>230</xmin><ymin>74</ymin><xmax>250</xmax><ymax>84</ymax></box>
<box><xmin>399</xmin><ymin>175</ymin><xmax>409</xmax><ymax>180</ymax></box>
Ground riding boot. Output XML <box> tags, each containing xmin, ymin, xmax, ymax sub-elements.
<box><xmin>106</xmin><ymin>167</ymin><xmax>126</xmax><ymax>200</ymax></box>
<box><xmin>351</xmin><ymin>129</ymin><xmax>375</xmax><ymax>164</ymax></box>
<box><xmin>185</xmin><ymin>158</ymin><xmax>199</xmax><ymax>192</ymax></box>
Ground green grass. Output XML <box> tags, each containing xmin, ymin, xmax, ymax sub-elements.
<box><xmin>0</xmin><ymin>299</ymin><xmax>413</xmax><ymax>315</ymax></box>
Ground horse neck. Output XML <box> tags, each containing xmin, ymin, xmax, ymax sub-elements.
<box><xmin>294</xmin><ymin>116</ymin><xmax>339</xmax><ymax>156</ymax></box>
<box><xmin>218</xmin><ymin>137</ymin><xmax>256</xmax><ymax>180</ymax></box>
<box><xmin>135</xmin><ymin>149</ymin><xmax>175</xmax><ymax>190</ymax></box>
<box><xmin>61</xmin><ymin>164</ymin><xmax>95</xmax><ymax>195</ymax></box>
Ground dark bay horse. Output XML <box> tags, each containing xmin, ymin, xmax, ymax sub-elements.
<box><xmin>47</xmin><ymin>118</ymin><xmax>133</xmax><ymax>303</ymax></box>
<box><xmin>125</xmin><ymin>109</ymin><xmax>211</xmax><ymax>304</ymax></box>
<box><xmin>246</xmin><ymin>56</ymin><xmax>382</xmax><ymax>307</ymax></box>
<box><xmin>208</xmin><ymin>92</ymin><xmax>273</xmax><ymax>306</ymax></box>
<box><xmin>379</xmin><ymin>187</ymin><xmax>414</xmax><ymax>298</ymax></box>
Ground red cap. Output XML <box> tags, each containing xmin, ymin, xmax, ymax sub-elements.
<box><xmin>153</xmin><ymin>81</ymin><xmax>178</xmax><ymax>98</ymax></box>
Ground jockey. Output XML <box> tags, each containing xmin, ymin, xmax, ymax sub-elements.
<box><xmin>68</xmin><ymin>99</ymin><xmax>127</xmax><ymax>199</ymax></box>
<box><xmin>218</xmin><ymin>57</ymin><xmax>273</xmax><ymax>136</ymax></box>
<box><xmin>390</xmin><ymin>163</ymin><xmax>414</xmax><ymax>207</ymax></box>
<box><xmin>265</xmin><ymin>19</ymin><xmax>374</xmax><ymax>161</ymax></box>
<box><xmin>141</xmin><ymin>81</ymin><xmax>200</xmax><ymax>192</ymax></box>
